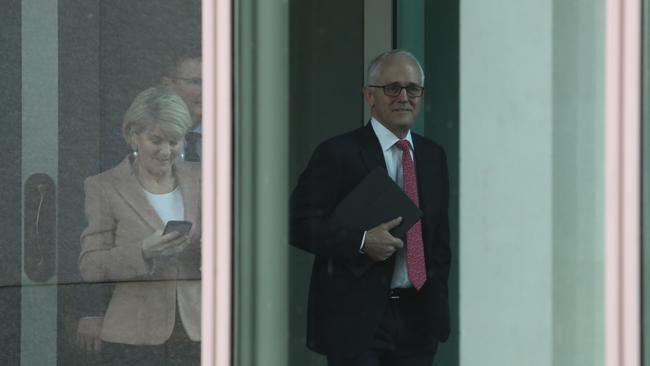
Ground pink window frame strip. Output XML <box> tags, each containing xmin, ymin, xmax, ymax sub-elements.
<box><xmin>202</xmin><ymin>1</ymin><xmax>233</xmax><ymax>365</ymax></box>
<box><xmin>605</xmin><ymin>0</ymin><xmax>641</xmax><ymax>365</ymax></box>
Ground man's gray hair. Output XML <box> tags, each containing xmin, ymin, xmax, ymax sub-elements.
<box><xmin>366</xmin><ymin>49</ymin><xmax>425</xmax><ymax>86</ymax></box>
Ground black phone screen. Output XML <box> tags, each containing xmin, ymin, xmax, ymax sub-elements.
<box><xmin>163</xmin><ymin>220</ymin><xmax>192</xmax><ymax>235</ymax></box>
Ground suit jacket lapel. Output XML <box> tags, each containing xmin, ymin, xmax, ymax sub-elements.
<box><xmin>413</xmin><ymin>134</ymin><xmax>433</xmax><ymax>212</ymax></box>
<box><xmin>358</xmin><ymin>123</ymin><xmax>387</xmax><ymax>173</ymax></box>
<box><xmin>346</xmin><ymin>123</ymin><xmax>391</xmax><ymax>277</ymax></box>
<box><xmin>359</xmin><ymin>124</ymin><xmax>434</xmax><ymax>218</ymax></box>
<box><xmin>412</xmin><ymin>134</ymin><xmax>435</xmax><ymax>254</ymax></box>
<box><xmin>175</xmin><ymin>161</ymin><xmax>200</xmax><ymax>229</ymax></box>
<box><xmin>110</xmin><ymin>158</ymin><xmax>164</xmax><ymax>230</ymax></box>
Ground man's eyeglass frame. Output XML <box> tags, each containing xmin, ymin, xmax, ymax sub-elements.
<box><xmin>367</xmin><ymin>83</ymin><xmax>425</xmax><ymax>98</ymax></box>
<box><xmin>172</xmin><ymin>77</ymin><xmax>202</xmax><ymax>86</ymax></box>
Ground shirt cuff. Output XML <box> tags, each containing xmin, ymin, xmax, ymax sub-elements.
<box><xmin>358</xmin><ymin>231</ymin><xmax>367</xmax><ymax>254</ymax></box>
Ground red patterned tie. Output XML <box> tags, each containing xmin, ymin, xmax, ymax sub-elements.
<box><xmin>395</xmin><ymin>140</ymin><xmax>427</xmax><ymax>290</ymax></box>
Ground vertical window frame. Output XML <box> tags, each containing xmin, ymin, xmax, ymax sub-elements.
<box><xmin>604</xmin><ymin>0</ymin><xmax>642</xmax><ymax>365</ymax></box>
<box><xmin>202</xmin><ymin>1</ymin><xmax>233</xmax><ymax>365</ymax></box>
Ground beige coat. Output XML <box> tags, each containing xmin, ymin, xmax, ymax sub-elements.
<box><xmin>79</xmin><ymin>157</ymin><xmax>201</xmax><ymax>345</ymax></box>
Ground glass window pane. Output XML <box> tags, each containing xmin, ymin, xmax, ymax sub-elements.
<box><xmin>1</xmin><ymin>1</ymin><xmax>203</xmax><ymax>364</ymax></box>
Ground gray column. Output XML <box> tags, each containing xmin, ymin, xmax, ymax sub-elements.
<box><xmin>234</xmin><ymin>0</ymin><xmax>289</xmax><ymax>365</ymax></box>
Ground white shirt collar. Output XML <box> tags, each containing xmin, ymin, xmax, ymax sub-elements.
<box><xmin>370</xmin><ymin>118</ymin><xmax>414</xmax><ymax>152</ymax></box>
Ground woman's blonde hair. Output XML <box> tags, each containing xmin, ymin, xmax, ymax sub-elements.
<box><xmin>122</xmin><ymin>86</ymin><xmax>193</xmax><ymax>147</ymax></box>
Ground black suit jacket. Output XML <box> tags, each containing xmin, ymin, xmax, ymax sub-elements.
<box><xmin>290</xmin><ymin>123</ymin><xmax>451</xmax><ymax>357</ymax></box>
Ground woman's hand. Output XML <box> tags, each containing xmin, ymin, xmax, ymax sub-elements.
<box><xmin>141</xmin><ymin>230</ymin><xmax>190</xmax><ymax>259</ymax></box>
<box><xmin>75</xmin><ymin>317</ymin><xmax>103</xmax><ymax>357</ymax></box>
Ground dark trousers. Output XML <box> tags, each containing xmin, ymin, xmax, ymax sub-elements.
<box><xmin>101</xmin><ymin>310</ymin><xmax>200</xmax><ymax>366</ymax></box>
<box><xmin>327</xmin><ymin>291</ymin><xmax>438</xmax><ymax>366</ymax></box>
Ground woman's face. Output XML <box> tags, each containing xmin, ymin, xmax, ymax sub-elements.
<box><xmin>134</xmin><ymin>125</ymin><xmax>183</xmax><ymax>178</ymax></box>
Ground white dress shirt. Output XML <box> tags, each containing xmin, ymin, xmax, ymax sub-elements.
<box><xmin>366</xmin><ymin>118</ymin><xmax>415</xmax><ymax>289</ymax></box>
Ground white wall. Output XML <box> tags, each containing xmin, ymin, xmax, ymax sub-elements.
<box><xmin>460</xmin><ymin>0</ymin><xmax>604</xmax><ymax>365</ymax></box>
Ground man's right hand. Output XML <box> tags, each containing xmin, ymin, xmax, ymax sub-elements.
<box><xmin>363</xmin><ymin>217</ymin><xmax>404</xmax><ymax>261</ymax></box>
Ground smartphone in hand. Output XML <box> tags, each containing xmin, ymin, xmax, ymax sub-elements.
<box><xmin>163</xmin><ymin>220</ymin><xmax>193</xmax><ymax>236</ymax></box>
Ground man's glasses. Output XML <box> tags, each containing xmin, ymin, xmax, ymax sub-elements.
<box><xmin>173</xmin><ymin>77</ymin><xmax>202</xmax><ymax>87</ymax></box>
<box><xmin>368</xmin><ymin>83</ymin><xmax>424</xmax><ymax>98</ymax></box>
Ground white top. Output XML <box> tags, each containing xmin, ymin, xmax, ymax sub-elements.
<box><xmin>144</xmin><ymin>187</ymin><xmax>201</xmax><ymax>341</ymax></box>
<box><xmin>370</xmin><ymin>118</ymin><xmax>415</xmax><ymax>289</ymax></box>
<box><xmin>144</xmin><ymin>188</ymin><xmax>184</xmax><ymax>225</ymax></box>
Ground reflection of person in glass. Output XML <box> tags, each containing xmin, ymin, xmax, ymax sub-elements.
<box><xmin>162</xmin><ymin>45</ymin><xmax>202</xmax><ymax>162</ymax></box>
<box><xmin>79</xmin><ymin>86</ymin><xmax>201</xmax><ymax>365</ymax></box>
<box><xmin>290</xmin><ymin>50</ymin><xmax>450</xmax><ymax>365</ymax></box>
<box><xmin>76</xmin><ymin>46</ymin><xmax>203</xmax><ymax>359</ymax></box>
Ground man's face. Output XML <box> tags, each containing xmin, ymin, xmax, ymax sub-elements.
<box><xmin>163</xmin><ymin>58</ymin><xmax>202</xmax><ymax>126</ymax></box>
<box><xmin>365</xmin><ymin>55</ymin><xmax>422</xmax><ymax>134</ymax></box>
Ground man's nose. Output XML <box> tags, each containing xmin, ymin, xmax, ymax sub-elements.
<box><xmin>397</xmin><ymin>88</ymin><xmax>409</xmax><ymax>101</ymax></box>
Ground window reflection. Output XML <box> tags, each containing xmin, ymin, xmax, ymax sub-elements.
<box><xmin>79</xmin><ymin>86</ymin><xmax>201</xmax><ymax>365</ymax></box>
<box><xmin>1</xmin><ymin>1</ymin><xmax>202</xmax><ymax>365</ymax></box>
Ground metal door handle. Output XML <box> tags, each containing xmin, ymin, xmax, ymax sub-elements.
<box><xmin>24</xmin><ymin>173</ymin><xmax>56</xmax><ymax>282</ymax></box>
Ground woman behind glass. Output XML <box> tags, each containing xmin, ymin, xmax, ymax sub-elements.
<box><xmin>79</xmin><ymin>86</ymin><xmax>201</xmax><ymax>365</ymax></box>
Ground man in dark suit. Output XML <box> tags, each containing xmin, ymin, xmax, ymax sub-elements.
<box><xmin>161</xmin><ymin>44</ymin><xmax>202</xmax><ymax>162</ymax></box>
<box><xmin>290</xmin><ymin>50</ymin><xmax>451</xmax><ymax>366</ymax></box>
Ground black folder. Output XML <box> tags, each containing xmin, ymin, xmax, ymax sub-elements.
<box><xmin>331</xmin><ymin>167</ymin><xmax>423</xmax><ymax>239</ymax></box>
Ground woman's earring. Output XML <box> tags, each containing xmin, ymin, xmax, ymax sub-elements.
<box><xmin>132</xmin><ymin>146</ymin><xmax>139</xmax><ymax>158</ymax></box>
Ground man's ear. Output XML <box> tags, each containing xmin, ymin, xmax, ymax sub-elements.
<box><xmin>363</xmin><ymin>87</ymin><xmax>375</xmax><ymax>109</ymax></box>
